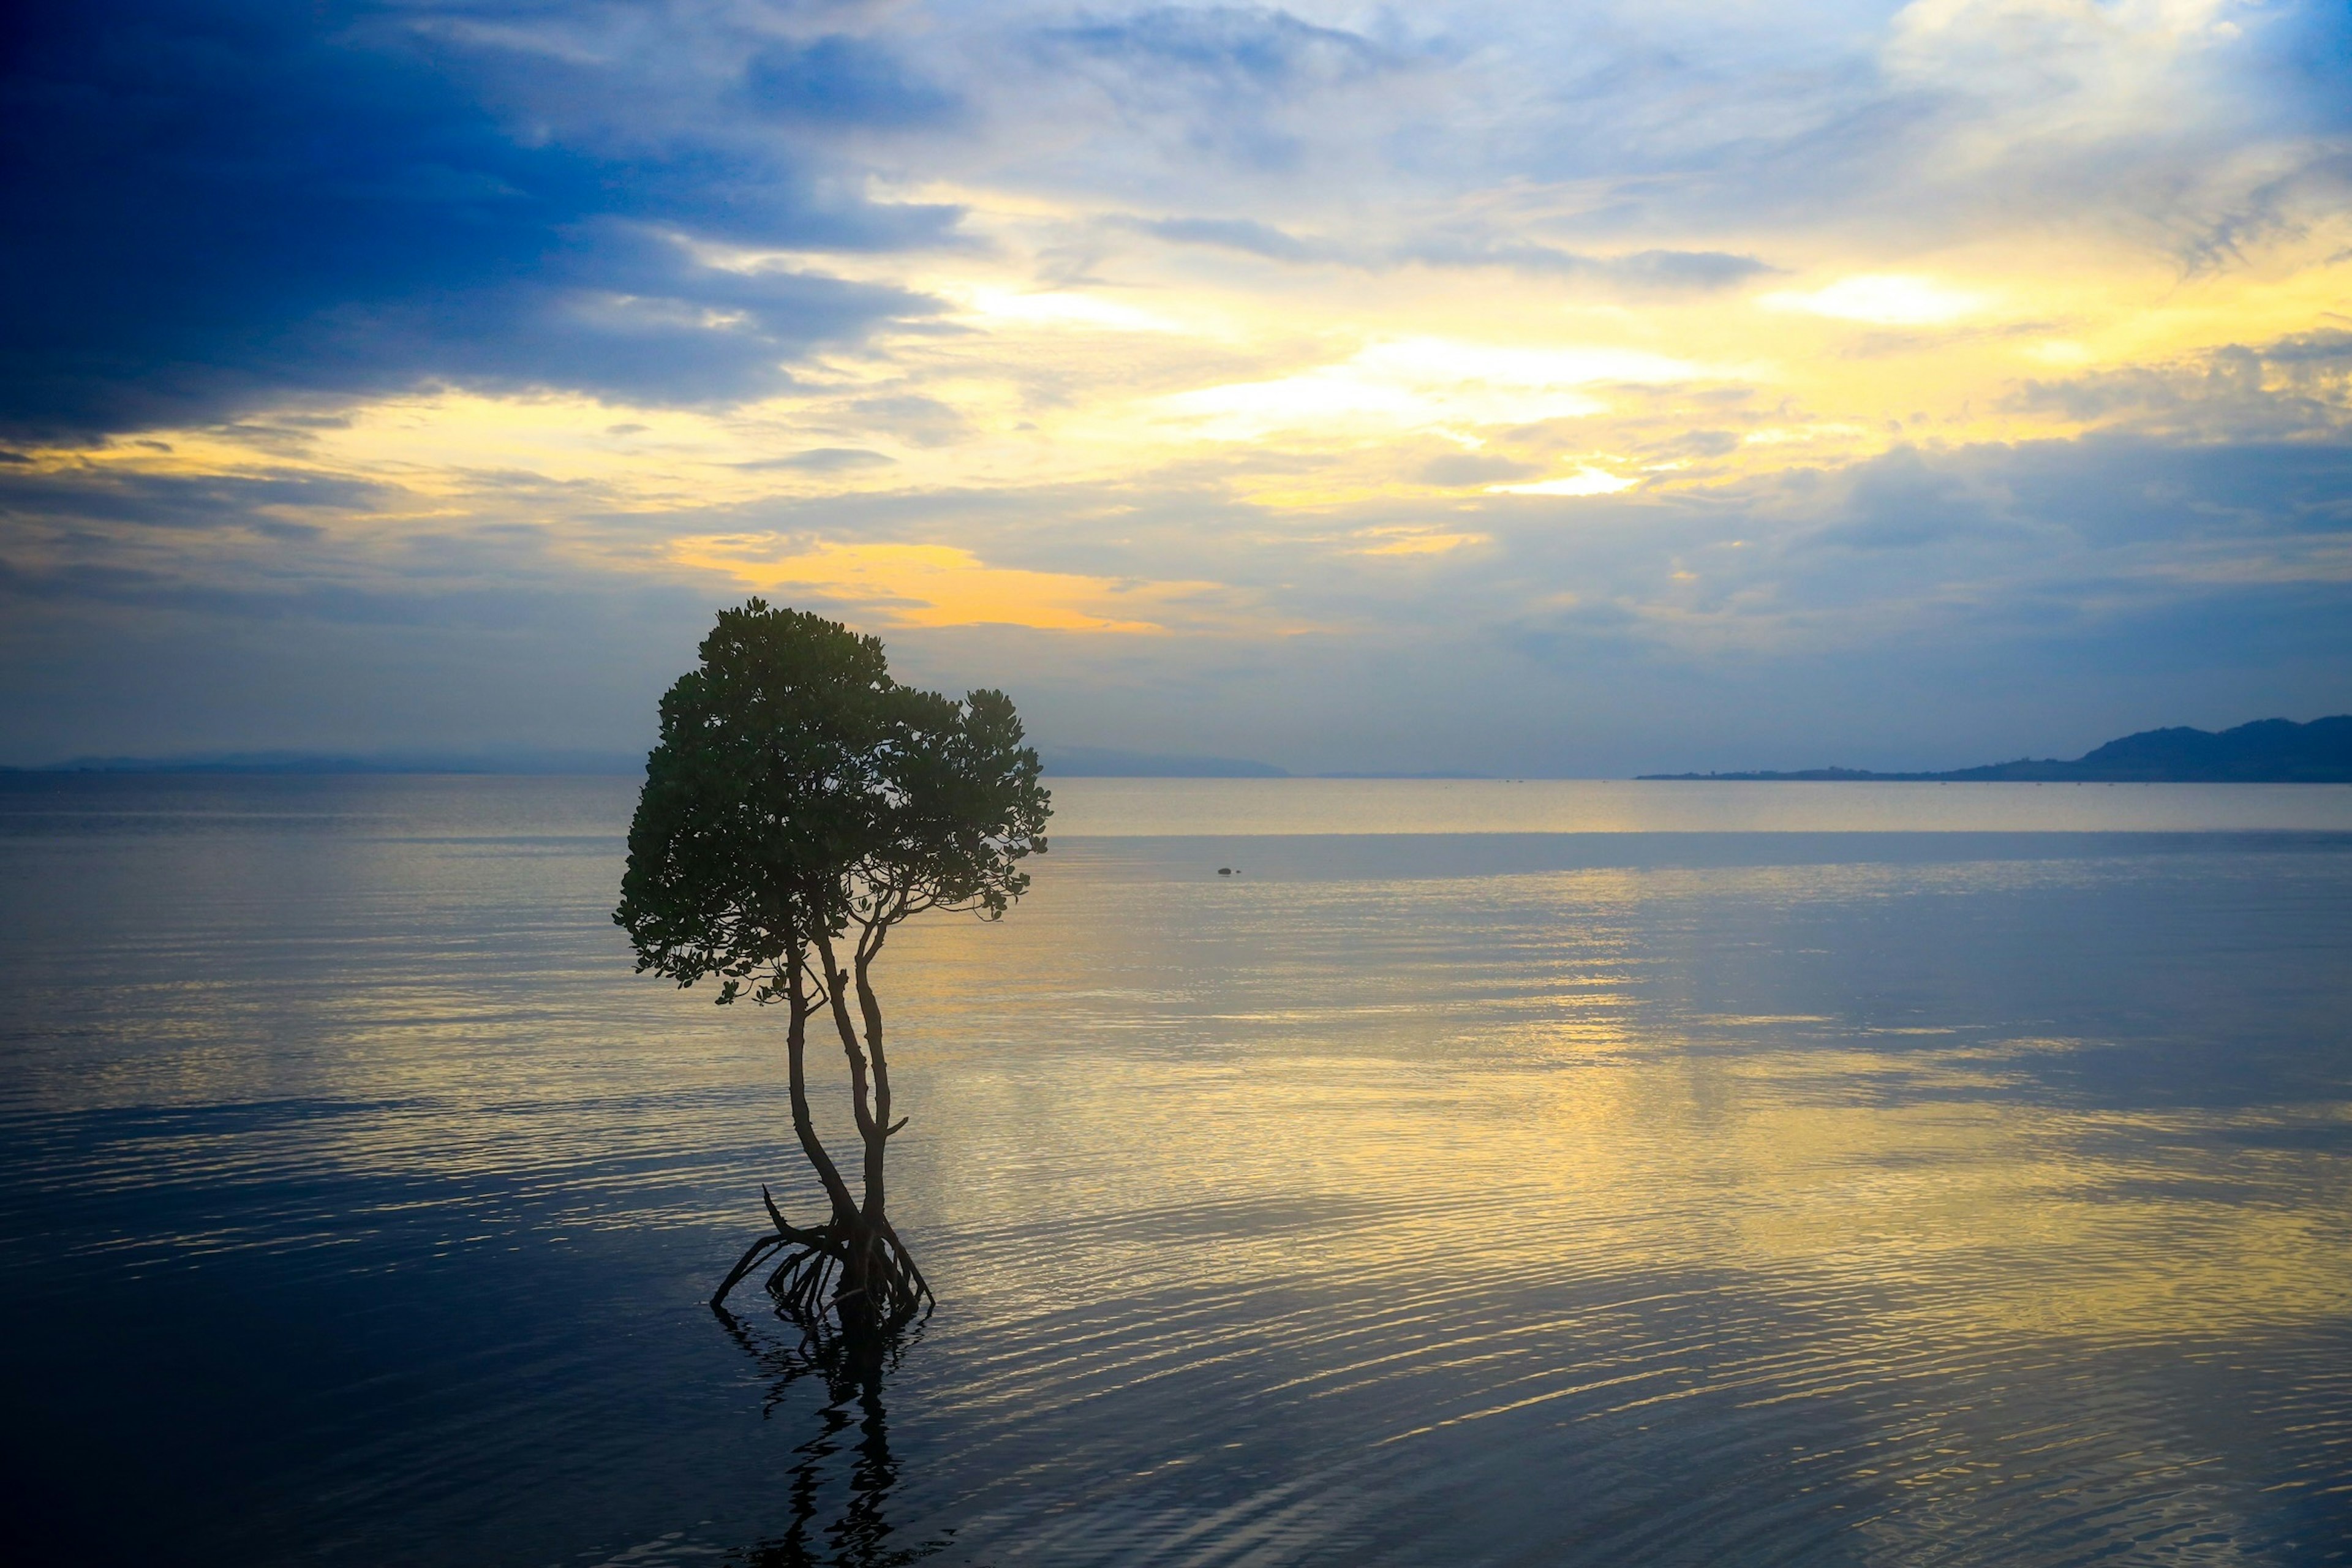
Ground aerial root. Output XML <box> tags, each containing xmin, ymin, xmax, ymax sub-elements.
<box><xmin>710</xmin><ymin>1192</ymin><xmax>933</xmax><ymax>1330</ymax></box>
<box><xmin>712</xmin><ymin>1232</ymin><xmax>791</xmax><ymax>1306</ymax></box>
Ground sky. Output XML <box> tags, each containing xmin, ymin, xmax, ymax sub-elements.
<box><xmin>3</xmin><ymin>0</ymin><xmax>2350</xmax><ymax>774</ymax></box>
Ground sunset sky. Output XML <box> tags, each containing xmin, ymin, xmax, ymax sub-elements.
<box><xmin>4</xmin><ymin>0</ymin><xmax>2350</xmax><ymax>772</ymax></box>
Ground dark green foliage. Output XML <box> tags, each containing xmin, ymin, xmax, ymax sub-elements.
<box><xmin>613</xmin><ymin>598</ymin><xmax>1050</xmax><ymax>1001</ymax></box>
<box><xmin>861</xmin><ymin>684</ymin><xmax>1052</xmax><ymax>923</ymax></box>
<box><xmin>614</xmin><ymin>601</ymin><xmax>895</xmax><ymax>1004</ymax></box>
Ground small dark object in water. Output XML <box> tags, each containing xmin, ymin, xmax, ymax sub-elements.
<box><xmin>1218</xmin><ymin>867</ymin><xmax>1235</xmax><ymax>875</ymax></box>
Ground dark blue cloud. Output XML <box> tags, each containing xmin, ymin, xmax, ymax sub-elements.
<box><xmin>0</xmin><ymin>463</ymin><xmax>391</xmax><ymax>537</ymax></box>
<box><xmin>742</xmin><ymin>33</ymin><xmax>960</xmax><ymax>127</ymax></box>
<box><xmin>0</xmin><ymin>1</ymin><xmax>957</xmax><ymax>437</ymax></box>
<box><xmin>1033</xmin><ymin>6</ymin><xmax>1419</xmax><ymax>170</ymax></box>
<box><xmin>1997</xmin><ymin>433</ymin><xmax>2352</xmax><ymax>546</ymax></box>
<box><xmin>1807</xmin><ymin>447</ymin><xmax>2001</xmax><ymax>552</ymax></box>
<box><xmin>1042</xmin><ymin>7</ymin><xmax>1393</xmax><ymax>88</ymax></box>
<box><xmin>1750</xmin><ymin>433</ymin><xmax>2352</xmax><ymax>588</ymax></box>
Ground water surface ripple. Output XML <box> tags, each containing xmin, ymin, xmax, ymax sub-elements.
<box><xmin>1</xmin><ymin>775</ymin><xmax>2346</xmax><ymax>1566</ymax></box>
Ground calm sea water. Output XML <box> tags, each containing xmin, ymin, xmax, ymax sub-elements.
<box><xmin>2</xmin><ymin>775</ymin><xmax>2348</xmax><ymax>1567</ymax></box>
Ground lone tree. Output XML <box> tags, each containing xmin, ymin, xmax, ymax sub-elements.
<box><xmin>615</xmin><ymin>600</ymin><xmax>1049</xmax><ymax>1332</ymax></box>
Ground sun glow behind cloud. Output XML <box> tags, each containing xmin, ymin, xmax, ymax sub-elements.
<box><xmin>1159</xmin><ymin>339</ymin><xmax>1702</xmax><ymax>442</ymax></box>
<box><xmin>957</xmin><ymin>288</ymin><xmax>1186</xmax><ymax>334</ymax></box>
<box><xmin>1759</xmin><ymin>276</ymin><xmax>1992</xmax><ymax>326</ymax></box>
<box><xmin>1487</xmin><ymin>469</ymin><xmax>1642</xmax><ymax>497</ymax></box>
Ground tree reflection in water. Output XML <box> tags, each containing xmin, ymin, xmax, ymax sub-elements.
<box><xmin>714</xmin><ymin>1308</ymin><xmax>951</xmax><ymax>1568</ymax></box>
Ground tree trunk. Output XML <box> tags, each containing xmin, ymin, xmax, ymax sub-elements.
<box><xmin>810</xmin><ymin>925</ymin><xmax>929</xmax><ymax>1332</ymax></box>
<box><xmin>853</xmin><ymin>925</ymin><xmax>892</xmax><ymax>1232</ymax></box>
<box><xmin>786</xmin><ymin>954</ymin><xmax>859</xmax><ymax>1229</ymax></box>
<box><xmin>712</xmin><ymin>944</ymin><xmax>930</xmax><ymax>1331</ymax></box>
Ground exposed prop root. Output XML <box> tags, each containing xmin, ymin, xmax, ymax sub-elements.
<box><xmin>710</xmin><ymin>1186</ymin><xmax>934</xmax><ymax>1332</ymax></box>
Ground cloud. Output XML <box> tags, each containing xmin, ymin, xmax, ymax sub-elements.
<box><xmin>0</xmin><ymin>1</ymin><xmax>957</xmax><ymax>437</ymax></box>
<box><xmin>2264</xmin><ymin>329</ymin><xmax>2352</xmax><ymax>364</ymax></box>
<box><xmin>1803</xmin><ymin>447</ymin><xmax>2004</xmax><ymax>551</ymax></box>
<box><xmin>741</xmin><ymin>34</ymin><xmax>962</xmax><ymax>127</ymax></box>
<box><xmin>1162</xmin><ymin>338</ymin><xmax>1703</xmax><ymax>440</ymax></box>
<box><xmin>0</xmin><ymin>463</ymin><xmax>391</xmax><ymax>533</ymax></box>
<box><xmin>5</xmin><ymin>414</ymin><xmax>2348</xmax><ymax>772</ymax></box>
<box><xmin>1038</xmin><ymin>6</ymin><xmax>1398</xmax><ymax>91</ymax></box>
<box><xmin>666</xmin><ymin>535</ymin><xmax>1222</xmax><ymax>633</ymax></box>
<box><xmin>2009</xmin><ymin>329</ymin><xmax>2352</xmax><ymax>439</ymax></box>
<box><xmin>5</xmin><ymin>1</ymin><xmax>2350</xmax><ymax>773</ymax></box>
<box><xmin>842</xmin><ymin>394</ymin><xmax>976</xmax><ymax>448</ymax></box>
<box><xmin>1351</xmin><ymin>527</ymin><xmax>1488</xmax><ymax>556</ymax></box>
<box><xmin>733</xmin><ymin>448</ymin><xmax>899</xmax><ymax>474</ymax></box>
<box><xmin>1117</xmin><ymin>215</ymin><xmax>1773</xmax><ymax>290</ymax></box>
<box><xmin>1025</xmin><ymin>5</ymin><xmax>1430</xmax><ymax>173</ymax></box>
<box><xmin>1121</xmin><ymin>215</ymin><xmax>1324</xmax><ymax>261</ymax></box>
<box><xmin>1395</xmin><ymin>240</ymin><xmax>1776</xmax><ymax>291</ymax></box>
<box><xmin>1418</xmin><ymin>452</ymin><xmax>1542</xmax><ymax>487</ymax></box>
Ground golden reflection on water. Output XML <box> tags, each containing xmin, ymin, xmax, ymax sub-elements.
<box><xmin>5</xmin><ymin>779</ymin><xmax>2347</xmax><ymax>1564</ymax></box>
<box><xmin>873</xmin><ymin>848</ymin><xmax>2352</xmax><ymax>1514</ymax></box>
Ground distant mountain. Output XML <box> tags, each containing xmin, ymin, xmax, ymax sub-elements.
<box><xmin>1642</xmin><ymin>717</ymin><xmax>2352</xmax><ymax>783</ymax></box>
<box><xmin>1038</xmin><ymin>746</ymin><xmax>1288</xmax><ymax>778</ymax></box>
<box><xmin>7</xmin><ymin>749</ymin><xmax>644</xmax><ymax>775</ymax></box>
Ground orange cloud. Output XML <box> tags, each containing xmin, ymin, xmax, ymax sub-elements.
<box><xmin>669</xmin><ymin>536</ymin><xmax>1220</xmax><ymax>633</ymax></box>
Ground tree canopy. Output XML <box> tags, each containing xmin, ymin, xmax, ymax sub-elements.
<box><xmin>615</xmin><ymin>599</ymin><xmax>1048</xmax><ymax>1004</ymax></box>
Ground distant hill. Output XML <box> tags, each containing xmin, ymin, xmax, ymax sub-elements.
<box><xmin>1643</xmin><ymin>717</ymin><xmax>2352</xmax><ymax>783</ymax></box>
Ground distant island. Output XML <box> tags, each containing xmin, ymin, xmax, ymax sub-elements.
<box><xmin>1642</xmin><ymin>717</ymin><xmax>2352</xmax><ymax>783</ymax></box>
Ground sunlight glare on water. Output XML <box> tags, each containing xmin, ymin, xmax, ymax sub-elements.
<box><xmin>0</xmin><ymin>774</ymin><xmax>2346</xmax><ymax>1566</ymax></box>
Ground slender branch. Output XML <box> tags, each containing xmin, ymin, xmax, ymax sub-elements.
<box><xmin>813</xmin><ymin>928</ymin><xmax>880</xmax><ymax>1142</ymax></box>
<box><xmin>783</xmin><ymin>944</ymin><xmax>859</xmax><ymax>1227</ymax></box>
<box><xmin>853</xmin><ymin>911</ymin><xmax>894</xmax><ymax>1227</ymax></box>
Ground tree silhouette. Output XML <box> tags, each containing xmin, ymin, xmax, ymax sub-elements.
<box><xmin>616</xmin><ymin>600</ymin><xmax>1049</xmax><ymax>1331</ymax></box>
